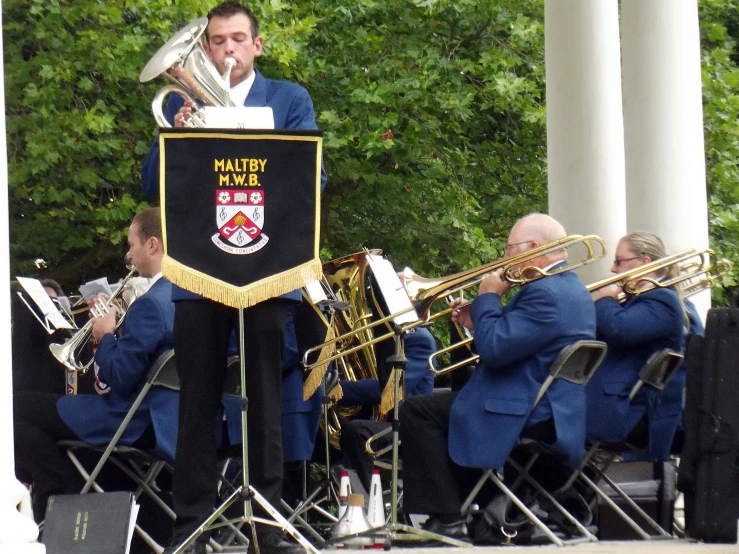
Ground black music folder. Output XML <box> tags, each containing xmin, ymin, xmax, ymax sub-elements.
<box><xmin>42</xmin><ymin>491</ymin><xmax>138</xmax><ymax>554</ymax></box>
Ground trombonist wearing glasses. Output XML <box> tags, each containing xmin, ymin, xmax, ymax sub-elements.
<box><xmin>586</xmin><ymin>231</ymin><xmax>686</xmax><ymax>459</ymax></box>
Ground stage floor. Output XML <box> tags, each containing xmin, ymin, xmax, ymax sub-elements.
<box><xmin>388</xmin><ymin>540</ymin><xmax>737</xmax><ymax>553</ymax></box>
<box><xmin>180</xmin><ymin>540</ymin><xmax>736</xmax><ymax>553</ymax></box>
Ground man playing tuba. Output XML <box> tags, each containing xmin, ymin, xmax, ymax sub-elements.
<box><xmin>141</xmin><ymin>3</ymin><xmax>325</xmax><ymax>553</ymax></box>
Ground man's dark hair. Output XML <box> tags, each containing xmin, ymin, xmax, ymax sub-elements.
<box><xmin>40</xmin><ymin>279</ymin><xmax>63</xmax><ymax>297</ymax></box>
<box><xmin>132</xmin><ymin>207</ymin><xmax>162</xmax><ymax>244</ymax></box>
<box><xmin>206</xmin><ymin>1</ymin><xmax>259</xmax><ymax>39</ymax></box>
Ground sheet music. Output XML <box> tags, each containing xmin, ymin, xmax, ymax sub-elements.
<box><xmin>16</xmin><ymin>277</ymin><xmax>74</xmax><ymax>330</ymax></box>
<box><xmin>202</xmin><ymin>106</ymin><xmax>275</xmax><ymax>129</ymax></box>
<box><xmin>78</xmin><ymin>277</ymin><xmax>112</xmax><ymax>301</ymax></box>
<box><xmin>366</xmin><ymin>254</ymin><xmax>420</xmax><ymax>326</ymax></box>
<box><xmin>304</xmin><ymin>280</ymin><xmax>328</xmax><ymax>304</ymax></box>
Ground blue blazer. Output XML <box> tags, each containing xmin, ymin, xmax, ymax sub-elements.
<box><xmin>140</xmin><ymin>69</ymin><xmax>326</xmax><ymax>304</ymax></box>
<box><xmin>57</xmin><ymin>278</ymin><xmax>179</xmax><ymax>463</ymax></box>
<box><xmin>585</xmin><ymin>287</ymin><xmax>685</xmax><ymax>458</ymax></box>
<box><xmin>220</xmin><ymin>306</ymin><xmax>322</xmax><ymax>462</ymax></box>
<box><xmin>280</xmin><ymin>307</ymin><xmax>322</xmax><ymax>462</ymax></box>
<box><xmin>448</xmin><ymin>270</ymin><xmax>597</xmax><ymax>470</ymax></box>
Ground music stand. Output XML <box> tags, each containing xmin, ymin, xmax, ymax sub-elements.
<box><xmin>279</xmin><ymin>371</ymin><xmax>339</xmax><ymax>546</ymax></box>
<box><xmin>171</xmin><ymin>309</ymin><xmax>320</xmax><ymax>554</ymax></box>
<box><xmin>325</xmin><ymin>325</ymin><xmax>468</xmax><ymax>549</ymax></box>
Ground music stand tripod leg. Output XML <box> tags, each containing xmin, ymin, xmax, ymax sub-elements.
<box><xmin>172</xmin><ymin>308</ymin><xmax>320</xmax><ymax>554</ymax></box>
<box><xmin>380</xmin><ymin>326</ymin><xmax>468</xmax><ymax>548</ymax></box>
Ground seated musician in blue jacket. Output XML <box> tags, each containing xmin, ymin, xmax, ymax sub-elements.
<box><xmin>586</xmin><ymin>231</ymin><xmax>685</xmax><ymax>459</ymax></box>
<box><xmin>13</xmin><ymin>208</ymin><xmax>176</xmax><ymax>522</ymax></box>
<box><xmin>338</xmin><ymin>324</ymin><xmax>436</xmax><ymax>491</ymax></box>
<box><xmin>399</xmin><ymin>213</ymin><xmax>597</xmax><ymax>538</ymax></box>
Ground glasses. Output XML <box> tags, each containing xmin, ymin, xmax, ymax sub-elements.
<box><xmin>504</xmin><ymin>240</ymin><xmax>532</xmax><ymax>254</ymax></box>
<box><xmin>613</xmin><ymin>255</ymin><xmax>642</xmax><ymax>266</ymax></box>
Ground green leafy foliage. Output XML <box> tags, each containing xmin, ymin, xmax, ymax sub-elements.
<box><xmin>699</xmin><ymin>0</ymin><xmax>739</xmax><ymax>304</ymax></box>
<box><xmin>3</xmin><ymin>0</ymin><xmax>736</xmax><ymax>306</ymax></box>
<box><xmin>3</xmin><ymin>0</ymin><xmax>219</xmax><ymax>283</ymax></box>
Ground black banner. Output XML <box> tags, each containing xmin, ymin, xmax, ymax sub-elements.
<box><xmin>160</xmin><ymin>129</ymin><xmax>322</xmax><ymax>308</ymax></box>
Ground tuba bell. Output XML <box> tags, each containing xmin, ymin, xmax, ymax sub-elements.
<box><xmin>139</xmin><ymin>17</ymin><xmax>237</xmax><ymax>127</ymax></box>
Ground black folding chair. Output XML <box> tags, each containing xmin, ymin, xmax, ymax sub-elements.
<box><xmin>59</xmin><ymin>348</ymin><xmax>179</xmax><ymax>553</ymax></box>
<box><xmin>459</xmin><ymin>340</ymin><xmax>608</xmax><ymax>546</ymax></box>
<box><xmin>574</xmin><ymin>348</ymin><xmax>684</xmax><ymax>540</ymax></box>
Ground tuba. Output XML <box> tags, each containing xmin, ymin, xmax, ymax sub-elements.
<box><xmin>139</xmin><ymin>17</ymin><xmax>237</xmax><ymax>127</ymax></box>
<box><xmin>49</xmin><ymin>265</ymin><xmax>138</xmax><ymax>373</ymax></box>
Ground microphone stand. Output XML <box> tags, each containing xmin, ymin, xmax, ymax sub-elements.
<box><xmin>172</xmin><ymin>308</ymin><xmax>320</xmax><ymax>554</ymax></box>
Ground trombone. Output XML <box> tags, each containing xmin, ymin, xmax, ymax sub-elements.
<box><xmin>428</xmin><ymin>248</ymin><xmax>732</xmax><ymax>377</ymax></box>
<box><xmin>585</xmin><ymin>248</ymin><xmax>731</xmax><ymax>300</ymax></box>
<box><xmin>49</xmin><ymin>265</ymin><xmax>137</xmax><ymax>373</ymax></box>
<box><xmin>302</xmin><ymin>234</ymin><xmax>607</xmax><ymax>373</ymax></box>
<box><xmin>680</xmin><ymin>256</ymin><xmax>732</xmax><ymax>297</ymax></box>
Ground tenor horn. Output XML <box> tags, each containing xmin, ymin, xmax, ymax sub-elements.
<box><xmin>139</xmin><ymin>17</ymin><xmax>237</xmax><ymax>127</ymax></box>
<box><xmin>49</xmin><ymin>265</ymin><xmax>137</xmax><ymax>373</ymax></box>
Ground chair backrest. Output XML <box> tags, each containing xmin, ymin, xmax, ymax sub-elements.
<box><xmin>628</xmin><ymin>348</ymin><xmax>684</xmax><ymax>401</ymax></box>
<box><xmin>147</xmin><ymin>348</ymin><xmax>179</xmax><ymax>391</ymax></box>
<box><xmin>532</xmin><ymin>340</ymin><xmax>608</xmax><ymax>408</ymax></box>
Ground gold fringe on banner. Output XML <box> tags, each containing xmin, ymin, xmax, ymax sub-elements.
<box><xmin>162</xmin><ymin>255</ymin><xmax>322</xmax><ymax>309</ymax></box>
<box><xmin>379</xmin><ymin>369</ymin><xmax>404</xmax><ymax>417</ymax></box>
<box><xmin>302</xmin><ymin>323</ymin><xmax>336</xmax><ymax>401</ymax></box>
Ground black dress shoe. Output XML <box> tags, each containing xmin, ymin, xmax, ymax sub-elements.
<box><xmin>420</xmin><ymin>516</ymin><xmax>468</xmax><ymax>539</ymax></box>
<box><xmin>250</xmin><ymin>527</ymin><xmax>306</xmax><ymax>554</ymax></box>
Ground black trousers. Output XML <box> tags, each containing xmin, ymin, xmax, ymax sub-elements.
<box><xmin>14</xmin><ymin>392</ymin><xmax>82</xmax><ymax>520</ymax></box>
<box><xmin>13</xmin><ymin>391</ymin><xmax>155</xmax><ymax>522</ymax></box>
<box><xmin>171</xmin><ymin>298</ymin><xmax>290</xmax><ymax>540</ymax></box>
<box><xmin>340</xmin><ymin>419</ymin><xmax>392</xmax><ymax>492</ymax></box>
<box><xmin>400</xmin><ymin>391</ymin><xmax>558</xmax><ymax>516</ymax></box>
<box><xmin>399</xmin><ymin>391</ymin><xmax>481</xmax><ymax>515</ymax></box>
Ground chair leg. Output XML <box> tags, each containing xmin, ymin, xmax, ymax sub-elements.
<box><xmin>577</xmin><ymin>467</ymin><xmax>652</xmax><ymax>539</ymax></box>
<box><xmin>487</xmin><ymin>471</ymin><xmax>565</xmax><ymax>546</ymax></box>
<box><xmin>506</xmin><ymin>458</ymin><xmax>597</xmax><ymax>543</ymax></box>
<box><xmin>460</xmin><ymin>469</ymin><xmax>494</xmax><ymax>516</ymax></box>
<box><xmin>64</xmin><ymin>449</ymin><xmax>167</xmax><ymax>553</ymax></box>
<box><xmin>586</xmin><ymin>461</ymin><xmax>672</xmax><ymax>539</ymax></box>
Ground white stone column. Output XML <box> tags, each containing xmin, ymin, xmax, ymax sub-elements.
<box><xmin>621</xmin><ymin>0</ymin><xmax>711</xmax><ymax>318</ymax></box>
<box><xmin>545</xmin><ymin>0</ymin><xmax>627</xmax><ymax>284</ymax></box>
<box><xmin>0</xmin><ymin>5</ymin><xmax>46</xmax><ymax>552</ymax></box>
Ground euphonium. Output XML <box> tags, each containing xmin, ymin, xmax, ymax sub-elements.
<box><xmin>49</xmin><ymin>265</ymin><xmax>137</xmax><ymax>373</ymax></box>
<box><xmin>139</xmin><ymin>17</ymin><xmax>237</xmax><ymax>128</ymax></box>
<box><xmin>318</xmin><ymin>251</ymin><xmax>383</xmax><ymax>451</ymax></box>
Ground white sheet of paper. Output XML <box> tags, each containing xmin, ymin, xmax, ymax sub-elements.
<box><xmin>124</xmin><ymin>502</ymin><xmax>140</xmax><ymax>554</ymax></box>
<box><xmin>202</xmin><ymin>106</ymin><xmax>275</xmax><ymax>129</ymax></box>
<box><xmin>366</xmin><ymin>254</ymin><xmax>420</xmax><ymax>326</ymax></box>
<box><xmin>304</xmin><ymin>280</ymin><xmax>328</xmax><ymax>304</ymax></box>
<box><xmin>79</xmin><ymin>277</ymin><xmax>112</xmax><ymax>301</ymax></box>
<box><xmin>16</xmin><ymin>276</ymin><xmax>74</xmax><ymax>330</ymax></box>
